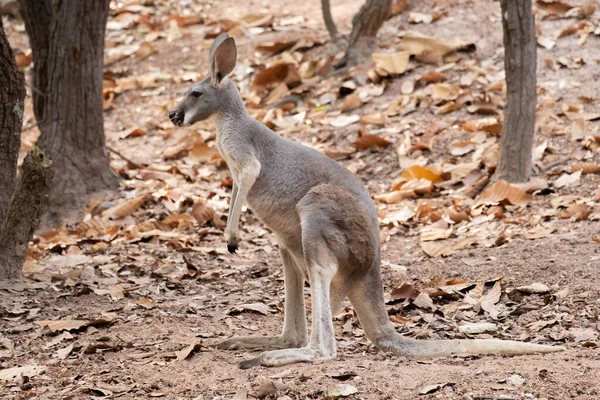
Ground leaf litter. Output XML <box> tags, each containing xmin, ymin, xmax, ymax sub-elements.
<box><xmin>2</xmin><ymin>0</ymin><xmax>600</xmax><ymax>397</ymax></box>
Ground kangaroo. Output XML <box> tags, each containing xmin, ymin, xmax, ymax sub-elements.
<box><xmin>168</xmin><ymin>33</ymin><xmax>565</xmax><ymax>369</ymax></box>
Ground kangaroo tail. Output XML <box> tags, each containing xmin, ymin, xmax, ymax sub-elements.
<box><xmin>348</xmin><ymin>262</ymin><xmax>565</xmax><ymax>358</ymax></box>
<box><xmin>377</xmin><ymin>335</ymin><xmax>565</xmax><ymax>357</ymax></box>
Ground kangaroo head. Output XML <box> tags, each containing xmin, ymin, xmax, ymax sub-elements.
<box><xmin>169</xmin><ymin>33</ymin><xmax>237</xmax><ymax>127</ymax></box>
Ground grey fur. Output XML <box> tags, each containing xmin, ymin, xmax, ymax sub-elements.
<box><xmin>169</xmin><ymin>34</ymin><xmax>565</xmax><ymax>368</ymax></box>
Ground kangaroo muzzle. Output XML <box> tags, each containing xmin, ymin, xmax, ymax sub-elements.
<box><xmin>169</xmin><ymin>108</ymin><xmax>184</xmax><ymax>126</ymax></box>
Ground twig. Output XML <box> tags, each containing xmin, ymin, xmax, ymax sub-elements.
<box><xmin>542</xmin><ymin>157</ymin><xmax>570</xmax><ymax>172</ymax></box>
<box><xmin>107</xmin><ymin>146</ymin><xmax>143</xmax><ymax>169</ymax></box>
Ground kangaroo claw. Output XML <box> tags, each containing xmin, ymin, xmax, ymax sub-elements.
<box><xmin>227</xmin><ymin>241</ymin><xmax>238</xmax><ymax>254</ymax></box>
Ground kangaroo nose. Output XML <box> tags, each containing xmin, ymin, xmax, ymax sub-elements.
<box><xmin>169</xmin><ymin>109</ymin><xmax>184</xmax><ymax>126</ymax></box>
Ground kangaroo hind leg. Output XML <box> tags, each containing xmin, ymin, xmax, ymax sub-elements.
<box><xmin>217</xmin><ymin>247</ymin><xmax>308</xmax><ymax>350</ymax></box>
<box><xmin>239</xmin><ymin>212</ymin><xmax>340</xmax><ymax>368</ymax></box>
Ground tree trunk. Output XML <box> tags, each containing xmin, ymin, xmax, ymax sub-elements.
<box><xmin>0</xmin><ymin>148</ymin><xmax>54</xmax><ymax>280</ymax></box>
<box><xmin>496</xmin><ymin>0</ymin><xmax>537</xmax><ymax>183</ymax></box>
<box><xmin>0</xmin><ymin>16</ymin><xmax>25</xmax><ymax>224</ymax></box>
<box><xmin>335</xmin><ymin>0</ymin><xmax>392</xmax><ymax>69</ymax></box>
<box><xmin>321</xmin><ymin>0</ymin><xmax>339</xmax><ymax>41</ymax></box>
<box><xmin>0</xmin><ymin>20</ymin><xmax>53</xmax><ymax>280</ymax></box>
<box><xmin>20</xmin><ymin>0</ymin><xmax>119</xmax><ymax>225</ymax></box>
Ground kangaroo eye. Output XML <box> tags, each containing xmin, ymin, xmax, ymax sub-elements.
<box><xmin>190</xmin><ymin>91</ymin><xmax>203</xmax><ymax>98</ymax></box>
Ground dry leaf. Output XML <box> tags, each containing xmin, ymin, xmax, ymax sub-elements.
<box><xmin>413</xmin><ymin>292</ymin><xmax>436</xmax><ymax>310</ymax></box>
<box><xmin>372</xmin><ymin>51</ymin><xmax>411</xmax><ymax>75</ymax></box>
<box><xmin>137</xmin><ymin>297</ymin><xmax>157</xmax><ymax>309</ymax></box>
<box><xmin>374</xmin><ymin>190</ymin><xmax>415</xmax><ymax>204</ymax></box>
<box><xmin>167</xmin><ymin>19</ymin><xmax>183</xmax><ymax>42</ymax></box>
<box><xmin>256</xmin><ymin>39</ymin><xmax>297</xmax><ymax>54</ymax></box>
<box><xmin>461</xmin><ymin>117</ymin><xmax>502</xmax><ymax>134</ymax></box>
<box><xmin>103</xmin><ymin>195</ymin><xmax>151</xmax><ymax>219</ymax></box>
<box><xmin>330</xmin><ymin>114</ymin><xmax>360</xmax><ymax>128</ymax></box>
<box><xmin>0</xmin><ymin>365</ymin><xmax>47</xmax><ymax>381</ymax></box>
<box><xmin>391</xmin><ymin>283</ymin><xmax>420</xmax><ymax>300</ymax></box>
<box><xmin>479</xmin><ymin>281</ymin><xmax>501</xmax><ymax>319</ymax></box>
<box><xmin>360</xmin><ymin>113</ymin><xmax>386</xmax><ymax>126</ymax></box>
<box><xmin>36</xmin><ymin>320</ymin><xmax>88</xmax><ymax>332</ymax></box>
<box><xmin>192</xmin><ymin>201</ymin><xmax>215</xmax><ymax>226</ymax></box>
<box><xmin>517</xmin><ymin>283</ymin><xmax>550</xmax><ymax>294</ymax></box>
<box><xmin>554</xmin><ymin>170</ymin><xmax>582</xmax><ymax>188</ymax></box>
<box><xmin>176</xmin><ymin>342</ymin><xmax>204</xmax><ymax>361</ymax></box>
<box><xmin>253</xmin><ymin>63</ymin><xmax>290</xmax><ymax>87</ymax></box>
<box><xmin>419</xmin><ymin>71</ymin><xmax>447</xmax><ymax>84</ymax></box>
<box><xmin>477</xmin><ymin>180</ymin><xmax>532</xmax><ymax>206</ymax></box>
<box><xmin>229</xmin><ymin>302</ymin><xmax>270</xmax><ymax>315</ymax></box>
<box><xmin>56</xmin><ymin>344</ymin><xmax>74</xmax><ymax>360</ymax></box>
<box><xmin>572</xmin><ymin>162</ymin><xmax>600</xmax><ymax>174</ymax></box>
<box><xmin>431</xmin><ymin>83</ymin><xmax>460</xmax><ymax>101</ymax></box>
<box><xmin>341</xmin><ymin>93</ymin><xmax>361</xmax><ymax>112</ymax></box>
<box><xmin>559</xmin><ymin>203</ymin><xmax>591</xmax><ymax>221</ymax></box>
<box><xmin>421</xmin><ymin>241</ymin><xmax>455</xmax><ymax>257</ymax></box>
<box><xmin>355</xmin><ymin>133</ymin><xmax>392</xmax><ymax>151</ymax></box>
<box><xmin>401</xmin><ymin>165</ymin><xmax>443</xmax><ymax>183</ymax></box>
<box><xmin>420</xmin><ymin>220</ymin><xmax>453</xmax><ymax>241</ymax></box>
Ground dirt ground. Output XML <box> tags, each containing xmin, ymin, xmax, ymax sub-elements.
<box><xmin>1</xmin><ymin>0</ymin><xmax>600</xmax><ymax>399</ymax></box>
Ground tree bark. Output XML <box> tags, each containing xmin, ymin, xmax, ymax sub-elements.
<box><xmin>0</xmin><ymin>15</ymin><xmax>25</xmax><ymax>224</ymax></box>
<box><xmin>20</xmin><ymin>0</ymin><xmax>119</xmax><ymax>225</ymax></box>
<box><xmin>321</xmin><ymin>0</ymin><xmax>339</xmax><ymax>41</ymax></box>
<box><xmin>0</xmin><ymin>148</ymin><xmax>54</xmax><ymax>280</ymax></box>
<box><xmin>496</xmin><ymin>0</ymin><xmax>537</xmax><ymax>183</ymax></box>
<box><xmin>335</xmin><ymin>0</ymin><xmax>392</xmax><ymax>69</ymax></box>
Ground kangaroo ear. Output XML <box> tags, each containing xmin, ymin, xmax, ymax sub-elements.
<box><xmin>209</xmin><ymin>33</ymin><xmax>237</xmax><ymax>85</ymax></box>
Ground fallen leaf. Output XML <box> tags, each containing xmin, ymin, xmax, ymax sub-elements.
<box><xmin>372</xmin><ymin>51</ymin><xmax>411</xmax><ymax>75</ymax></box>
<box><xmin>256</xmin><ymin>39</ymin><xmax>297</xmax><ymax>54</ymax></box>
<box><xmin>229</xmin><ymin>302</ymin><xmax>270</xmax><ymax>315</ymax></box>
<box><xmin>355</xmin><ymin>133</ymin><xmax>392</xmax><ymax>151</ymax></box>
<box><xmin>192</xmin><ymin>201</ymin><xmax>215</xmax><ymax>226</ymax></box>
<box><xmin>413</xmin><ymin>292</ymin><xmax>436</xmax><ymax>311</ymax></box>
<box><xmin>176</xmin><ymin>342</ymin><xmax>204</xmax><ymax>361</ymax></box>
<box><xmin>517</xmin><ymin>283</ymin><xmax>550</xmax><ymax>294</ymax></box>
<box><xmin>420</xmin><ymin>220</ymin><xmax>453</xmax><ymax>241</ymax></box>
<box><xmin>326</xmin><ymin>383</ymin><xmax>358</xmax><ymax>399</ymax></box>
<box><xmin>572</xmin><ymin>162</ymin><xmax>600</xmax><ymax>174</ymax></box>
<box><xmin>103</xmin><ymin>195</ymin><xmax>151</xmax><ymax>219</ymax></box>
<box><xmin>554</xmin><ymin>170</ymin><xmax>582</xmax><ymax>188</ymax></box>
<box><xmin>341</xmin><ymin>93</ymin><xmax>361</xmax><ymax>112</ymax></box>
<box><xmin>431</xmin><ymin>83</ymin><xmax>460</xmax><ymax>101</ymax></box>
<box><xmin>36</xmin><ymin>320</ymin><xmax>88</xmax><ymax>332</ymax></box>
<box><xmin>477</xmin><ymin>180</ymin><xmax>532</xmax><ymax>206</ymax></box>
<box><xmin>137</xmin><ymin>297</ymin><xmax>157</xmax><ymax>309</ymax></box>
<box><xmin>56</xmin><ymin>344</ymin><xmax>74</xmax><ymax>360</ymax></box>
<box><xmin>401</xmin><ymin>165</ymin><xmax>443</xmax><ymax>183</ymax></box>
<box><xmin>479</xmin><ymin>281</ymin><xmax>501</xmax><ymax>318</ymax></box>
<box><xmin>391</xmin><ymin>283</ymin><xmax>420</xmax><ymax>300</ymax></box>
<box><xmin>419</xmin><ymin>383</ymin><xmax>449</xmax><ymax>395</ymax></box>
<box><xmin>330</xmin><ymin>114</ymin><xmax>360</xmax><ymax>128</ymax></box>
<box><xmin>559</xmin><ymin>203</ymin><xmax>591</xmax><ymax>221</ymax></box>
<box><xmin>253</xmin><ymin>63</ymin><xmax>290</xmax><ymax>87</ymax></box>
<box><xmin>360</xmin><ymin>113</ymin><xmax>386</xmax><ymax>126</ymax></box>
<box><xmin>421</xmin><ymin>241</ymin><xmax>455</xmax><ymax>257</ymax></box>
<box><xmin>0</xmin><ymin>365</ymin><xmax>47</xmax><ymax>381</ymax></box>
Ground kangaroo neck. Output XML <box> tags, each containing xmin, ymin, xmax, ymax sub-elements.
<box><xmin>215</xmin><ymin>79</ymin><xmax>248</xmax><ymax>134</ymax></box>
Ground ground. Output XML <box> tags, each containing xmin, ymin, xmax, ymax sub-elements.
<box><xmin>1</xmin><ymin>0</ymin><xmax>600</xmax><ymax>399</ymax></box>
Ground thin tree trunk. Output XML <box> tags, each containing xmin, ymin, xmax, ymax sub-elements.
<box><xmin>335</xmin><ymin>0</ymin><xmax>392</xmax><ymax>69</ymax></box>
<box><xmin>0</xmin><ymin>16</ymin><xmax>25</xmax><ymax>224</ymax></box>
<box><xmin>322</xmin><ymin>0</ymin><xmax>339</xmax><ymax>40</ymax></box>
<box><xmin>20</xmin><ymin>0</ymin><xmax>119</xmax><ymax>225</ymax></box>
<box><xmin>496</xmin><ymin>0</ymin><xmax>537</xmax><ymax>183</ymax></box>
<box><xmin>0</xmin><ymin>148</ymin><xmax>54</xmax><ymax>280</ymax></box>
